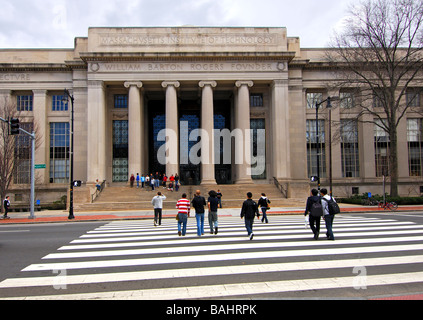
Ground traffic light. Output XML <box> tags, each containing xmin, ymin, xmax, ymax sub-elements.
<box><xmin>10</xmin><ymin>118</ymin><xmax>20</xmax><ymax>135</ymax></box>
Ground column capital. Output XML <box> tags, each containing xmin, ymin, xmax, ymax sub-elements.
<box><xmin>235</xmin><ymin>80</ymin><xmax>254</xmax><ymax>88</ymax></box>
<box><xmin>199</xmin><ymin>81</ymin><xmax>217</xmax><ymax>88</ymax></box>
<box><xmin>161</xmin><ymin>81</ymin><xmax>180</xmax><ymax>89</ymax></box>
<box><xmin>124</xmin><ymin>81</ymin><xmax>143</xmax><ymax>89</ymax></box>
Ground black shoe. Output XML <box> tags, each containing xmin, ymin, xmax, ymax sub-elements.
<box><xmin>214</xmin><ymin>227</ymin><xmax>218</xmax><ymax>235</ymax></box>
<box><xmin>250</xmin><ymin>233</ymin><xmax>254</xmax><ymax>240</ymax></box>
<box><xmin>314</xmin><ymin>232</ymin><xmax>319</xmax><ymax>240</ymax></box>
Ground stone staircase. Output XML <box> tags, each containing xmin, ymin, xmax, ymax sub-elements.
<box><xmin>74</xmin><ymin>183</ymin><xmax>305</xmax><ymax>212</ymax></box>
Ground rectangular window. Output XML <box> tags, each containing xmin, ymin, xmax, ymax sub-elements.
<box><xmin>306</xmin><ymin>119</ymin><xmax>326</xmax><ymax>178</ymax></box>
<box><xmin>407</xmin><ymin>119</ymin><xmax>423</xmax><ymax>176</ymax></box>
<box><xmin>341</xmin><ymin>120</ymin><xmax>360</xmax><ymax>178</ymax></box>
<box><xmin>14</xmin><ymin>122</ymin><xmax>33</xmax><ymax>184</ymax></box>
<box><xmin>250</xmin><ymin>119</ymin><xmax>266</xmax><ymax>179</ymax></box>
<box><xmin>52</xmin><ymin>95</ymin><xmax>68</xmax><ymax>111</ymax></box>
<box><xmin>306</xmin><ymin>92</ymin><xmax>323</xmax><ymax>109</ymax></box>
<box><xmin>374</xmin><ymin>119</ymin><xmax>390</xmax><ymax>177</ymax></box>
<box><xmin>250</xmin><ymin>94</ymin><xmax>263</xmax><ymax>107</ymax></box>
<box><xmin>114</xmin><ymin>95</ymin><xmax>128</xmax><ymax>109</ymax></box>
<box><xmin>340</xmin><ymin>92</ymin><xmax>354</xmax><ymax>109</ymax></box>
<box><xmin>406</xmin><ymin>89</ymin><xmax>421</xmax><ymax>108</ymax></box>
<box><xmin>17</xmin><ymin>95</ymin><xmax>33</xmax><ymax>111</ymax></box>
<box><xmin>50</xmin><ymin>122</ymin><xmax>70</xmax><ymax>184</ymax></box>
<box><xmin>113</xmin><ymin>120</ymin><xmax>129</xmax><ymax>182</ymax></box>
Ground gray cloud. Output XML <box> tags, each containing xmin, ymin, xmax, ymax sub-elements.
<box><xmin>0</xmin><ymin>0</ymin><xmax>352</xmax><ymax>48</ymax></box>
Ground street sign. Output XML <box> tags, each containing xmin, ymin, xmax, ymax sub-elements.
<box><xmin>35</xmin><ymin>164</ymin><xmax>46</xmax><ymax>169</ymax></box>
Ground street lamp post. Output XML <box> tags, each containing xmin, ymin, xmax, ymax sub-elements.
<box><xmin>62</xmin><ymin>89</ymin><xmax>75</xmax><ymax>220</ymax></box>
<box><xmin>314</xmin><ymin>96</ymin><xmax>337</xmax><ymax>196</ymax></box>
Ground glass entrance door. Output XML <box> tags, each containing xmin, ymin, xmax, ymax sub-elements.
<box><xmin>112</xmin><ymin>120</ymin><xmax>129</xmax><ymax>182</ymax></box>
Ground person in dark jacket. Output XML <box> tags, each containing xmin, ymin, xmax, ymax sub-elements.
<box><xmin>304</xmin><ymin>189</ymin><xmax>322</xmax><ymax>240</ymax></box>
<box><xmin>191</xmin><ymin>190</ymin><xmax>206</xmax><ymax>236</ymax></box>
<box><xmin>240</xmin><ymin>192</ymin><xmax>260</xmax><ymax>240</ymax></box>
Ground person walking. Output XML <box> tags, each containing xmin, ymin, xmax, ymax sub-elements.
<box><xmin>207</xmin><ymin>190</ymin><xmax>219</xmax><ymax>235</ymax></box>
<box><xmin>3</xmin><ymin>196</ymin><xmax>11</xmax><ymax>220</ymax></box>
<box><xmin>151</xmin><ymin>191</ymin><xmax>166</xmax><ymax>226</ymax></box>
<box><xmin>217</xmin><ymin>190</ymin><xmax>223</xmax><ymax>208</ymax></box>
<box><xmin>321</xmin><ymin>188</ymin><xmax>336</xmax><ymax>240</ymax></box>
<box><xmin>258</xmin><ymin>193</ymin><xmax>271</xmax><ymax>223</ymax></box>
<box><xmin>240</xmin><ymin>192</ymin><xmax>260</xmax><ymax>240</ymax></box>
<box><xmin>141</xmin><ymin>174</ymin><xmax>145</xmax><ymax>188</ymax></box>
<box><xmin>136</xmin><ymin>173</ymin><xmax>140</xmax><ymax>188</ymax></box>
<box><xmin>304</xmin><ymin>189</ymin><xmax>322</xmax><ymax>240</ymax></box>
<box><xmin>191</xmin><ymin>190</ymin><xmax>206</xmax><ymax>237</ymax></box>
<box><xmin>176</xmin><ymin>193</ymin><xmax>190</xmax><ymax>236</ymax></box>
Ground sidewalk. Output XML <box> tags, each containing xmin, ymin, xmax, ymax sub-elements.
<box><xmin>1</xmin><ymin>203</ymin><xmax>423</xmax><ymax>225</ymax></box>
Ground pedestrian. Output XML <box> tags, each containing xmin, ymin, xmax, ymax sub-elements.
<box><xmin>136</xmin><ymin>173</ymin><xmax>140</xmax><ymax>188</ymax></box>
<box><xmin>321</xmin><ymin>188</ymin><xmax>336</xmax><ymax>240</ymax></box>
<box><xmin>207</xmin><ymin>190</ymin><xmax>219</xmax><ymax>235</ymax></box>
<box><xmin>240</xmin><ymin>192</ymin><xmax>260</xmax><ymax>240</ymax></box>
<box><xmin>3</xmin><ymin>196</ymin><xmax>11</xmax><ymax>220</ymax></box>
<box><xmin>258</xmin><ymin>193</ymin><xmax>271</xmax><ymax>223</ymax></box>
<box><xmin>141</xmin><ymin>174</ymin><xmax>145</xmax><ymax>188</ymax></box>
<box><xmin>129</xmin><ymin>174</ymin><xmax>135</xmax><ymax>187</ymax></box>
<box><xmin>151</xmin><ymin>177</ymin><xmax>155</xmax><ymax>191</ymax></box>
<box><xmin>217</xmin><ymin>189</ymin><xmax>223</xmax><ymax>208</ymax></box>
<box><xmin>176</xmin><ymin>193</ymin><xmax>190</xmax><ymax>236</ymax></box>
<box><xmin>175</xmin><ymin>174</ymin><xmax>180</xmax><ymax>191</ymax></box>
<box><xmin>191</xmin><ymin>190</ymin><xmax>206</xmax><ymax>236</ymax></box>
<box><xmin>151</xmin><ymin>191</ymin><xmax>166</xmax><ymax>226</ymax></box>
<box><xmin>304</xmin><ymin>189</ymin><xmax>322</xmax><ymax>240</ymax></box>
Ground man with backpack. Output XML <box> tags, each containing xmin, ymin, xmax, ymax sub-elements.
<box><xmin>304</xmin><ymin>189</ymin><xmax>322</xmax><ymax>240</ymax></box>
<box><xmin>321</xmin><ymin>188</ymin><xmax>338</xmax><ymax>240</ymax></box>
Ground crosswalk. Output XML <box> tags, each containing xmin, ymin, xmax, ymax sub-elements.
<box><xmin>1</xmin><ymin>215</ymin><xmax>423</xmax><ymax>300</ymax></box>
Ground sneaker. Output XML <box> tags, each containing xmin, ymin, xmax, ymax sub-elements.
<box><xmin>249</xmin><ymin>233</ymin><xmax>254</xmax><ymax>240</ymax></box>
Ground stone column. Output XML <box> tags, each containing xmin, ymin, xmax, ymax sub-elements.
<box><xmin>87</xmin><ymin>80</ymin><xmax>107</xmax><ymax>183</ymax></box>
<box><xmin>199</xmin><ymin>81</ymin><xmax>217</xmax><ymax>185</ymax></box>
<box><xmin>235</xmin><ymin>81</ymin><xmax>254</xmax><ymax>184</ymax></box>
<box><xmin>124</xmin><ymin>81</ymin><xmax>144</xmax><ymax>178</ymax></box>
<box><xmin>32</xmin><ymin>90</ymin><xmax>48</xmax><ymax>184</ymax></box>
<box><xmin>162</xmin><ymin>81</ymin><xmax>180</xmax><ymax>177</ymax></box>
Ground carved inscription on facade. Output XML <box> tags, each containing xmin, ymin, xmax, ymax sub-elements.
<box><xmin>99</xmin><ymin>34</ymin><xmax>277</xmax><ymax>47</ymax></box>
<box><xmin>94</xmin><ymin>62</ymin><xmax>282</xmax><ymax>73</ymax></box>
<box><xmin>0</xmin><ymin>73</ymin><xmax>31</xmax><ymax>81</ymax></box>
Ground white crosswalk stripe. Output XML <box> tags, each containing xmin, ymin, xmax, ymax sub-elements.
<box><xmin>1</xmin><ymin>215</ymin><xmax>423</xmax><ymax>300</ymax></box>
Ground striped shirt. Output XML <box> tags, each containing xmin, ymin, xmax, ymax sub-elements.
<box><xmin>176</xmin><ymin>198</ymin><xmax>190</xmax><ymax>214</ymax></box>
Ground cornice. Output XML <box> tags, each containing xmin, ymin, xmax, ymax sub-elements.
<box><xmin>0</xmin><ymin>63</ymin><xmax>72</xmax><ymax>72</ymax></box>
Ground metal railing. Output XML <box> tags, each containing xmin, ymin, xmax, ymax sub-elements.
<box><xmin>273</xmin><ymin>177</ymin><xmax>288</xmax><ymax>199</ymax></box>
<box><xmin>91</xmin><ymin>180</ymin><xmax>106</xmax><ymax>203</ymax></box>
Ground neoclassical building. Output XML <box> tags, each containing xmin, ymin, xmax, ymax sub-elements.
<box><xmin>1</xmin><ymin>27</ymin><xmax>422</xmax><ymax>204</ymax></box>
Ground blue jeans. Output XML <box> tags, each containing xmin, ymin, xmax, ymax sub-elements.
<box><xmin>178</xmin><ymin>213</ymin><xmax>188</xmax><ymax>236</ymax></box>
<box><xmin>195</xmin><ymin>213</ymin><xmax>205</xmax><ymax>236</ymax></box>
<box><xmin>245</xmin><ymin>219</ymin><xmax>254</xmax><ymax>235</ymax></box>
<box><xmin>261</xmin><ymin>207</ymin><xmax>268</xmax><ymax>223</ymax></box>
<box><xmin>324</xmin><ymin>215</ymin><xmax>335</xmax><ymax>240</ymax></box>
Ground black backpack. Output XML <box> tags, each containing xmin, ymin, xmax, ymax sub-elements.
<box><xmin>310</xmin><ymin>199</ymin><xmax>323</xmax><ymax>217</ymax></box>
<box><xmin>322</xmin><ymin>197</ymin><xmax>341</xmax><ymax>215</ymax></box>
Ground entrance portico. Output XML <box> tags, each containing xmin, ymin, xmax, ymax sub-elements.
<box><xmin>83</xmin><ymin>27</ymin><xmax>296</xmax><ymax>186</ymax></box>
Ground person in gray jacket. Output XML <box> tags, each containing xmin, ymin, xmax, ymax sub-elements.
<box><xmin>321</xmin><ymin>188</ymin><xmax>335</xmax><ymax>240</ymax></box>
<box><xmin>151</xmin><ymin>191</ymin><xmax>166</xmax><ymax>226</ymax></box>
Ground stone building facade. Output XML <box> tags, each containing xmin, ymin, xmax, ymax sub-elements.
<box><xmin>1</xmin><ymin>27</ymin><xmax>422</xmax><ymax>205</ymax></box>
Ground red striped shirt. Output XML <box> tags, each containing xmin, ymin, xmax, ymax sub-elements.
<box><xmin>176</xmin><ymin>198</ymin><xmax>190</xmax><ymax>214</ymax></box>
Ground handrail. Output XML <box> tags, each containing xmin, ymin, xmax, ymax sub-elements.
<box><xmin>273</xmin><ymin>177</ymin><xmax>288</xmax><ymax>199</ymax></box>
<box><xmin>92</xmin><ymin>180</ymin><xmax>106</xmax><ymax>203</ymax></box>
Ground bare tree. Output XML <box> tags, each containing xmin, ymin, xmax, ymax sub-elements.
<box><xmin>0</xmin><ymin>97</ymin><xmax>42</xmax><ymax>211</ymax></box>
<box><xmin>327</xmin><ymin>0</ymin><xmax>423</xmax><ymax>196</ymax></box>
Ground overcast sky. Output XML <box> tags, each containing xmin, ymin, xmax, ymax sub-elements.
<box><xmin>0</xmin><ymin>0</ymin><xmax>354</xmax><ymax>49</ymax></box>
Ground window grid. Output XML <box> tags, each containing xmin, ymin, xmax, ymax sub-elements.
<box><xmin>50</xmin><ymin>122</ymin><xmax>70</xmax><ymax>184</ymax></box>
<box><xmin>306</xmin><ymin>92</ymin><xmax>323</xmax><ymax>109</ymax></box>
<box><xmin>14</xmin><ymin>122</ymin><xmax>33</xmax><ymax>184</ymax></box>
<box><xmin>374</xmin><ymin>120</ymin><xmax>390</xmax><ymax>177</ymax></box>
<box><xmin>52</xmin><ymin>95</ymin><xmax>68</xmax><ymax>111</ymax></box>
<box><xmin>114</xmin><ymin>95</ymin><xmax>128</xmax><ymax>109</ymax></box>
<box><xmin>306</xmin><ymin>119</ymin><xmax>326</xmax><ymax>178</ymax></box>
<box><xmin>341</xmin><ymin>120</ymin><xmax>360</xmax><ymax>178</ymax></box>
<box><xmin>407</xmin><ymin>119</ymin><xmax>423</xmax><ymax>176</ymax></box>
<box><xmin>17</xmin><ymin>95</ymin><xmax>33</xmax><ymax>111</ymax></box>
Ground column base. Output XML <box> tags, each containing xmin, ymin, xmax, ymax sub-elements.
<box><xmin>201</xmin><ymin>179</ymin><xmax>217</xmax><ymax>185</ymax></box>
<box><xmin>235</xmin><ymin>178</ymin><xmax>254</xmax><ymax>184</ymax></box>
